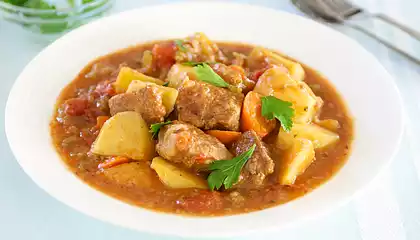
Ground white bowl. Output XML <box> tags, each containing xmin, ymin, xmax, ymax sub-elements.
<box><xmin>5</xmin><ymin>2</ymin><xmax>403</xmax><ymax>238</ymax></box>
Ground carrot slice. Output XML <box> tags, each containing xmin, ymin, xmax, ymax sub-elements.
<box><xmin>241</xmin><ymin>91</ymin><xmax>276</xmax><ymax>137</ymax></box>
<box><xmin>98</xmin><ymin>156</ymin><xmax>131</xmax><ymax>169</ymax></box>
<box><xmin>96</xmin><ymin>116</ymin><xmax>110</xmax><ymax>129</ymax></box>
<box><xmin>206</xmin><ymin>130</ymin><xmax>241</xmax><ymax>145</ymax></box>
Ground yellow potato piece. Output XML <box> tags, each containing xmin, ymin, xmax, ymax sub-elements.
<box><xmin>166</xmin><ymin>64</ymin><xmax>196</xmax><ymax>89</ymax></box>
<box><xmin>248</xmin><ymin>47</ymin><xmax>305</xmax><ymax>82</ymax></box>
<box><xmin>102</xmin><ymin>162</ymin><xmax>155</xmax><ymax>188</ymax></box>
<box><xmin>151</xmin><ymin>157</ymin><xmax>207</xmax><ymax>189</ymax></box>
<box><xmin>254</xmin><ymin>67</ymin><xmax>322</xmax><ymax>124</ymax></box>
<box><xmin>114</xmin><ymin>67</ymin><xmax>164</xmax><ymax>93</ymax></box>
<box><xmin>91</xmin><ymin>112</ymin><xmax>154</xmax><ymax>161</ymax></box>
<box><xmin>277</xmin><ymin>123</ymin><xmax>339</xmax><ymax>150</ymax></box>
<box><xmin>126</xmin><ymin>81</ymin><xmax>178</xmax><ymax>114</ymax></box>
<box><xmin>280</xmin><ymin>138</ymin><xmax>315</xmax><ymax>185</ymax></box>
<box><xmin>292</xmin><ymin>123</ymin><xmax>339</xmax><ymax>149</ymax></box>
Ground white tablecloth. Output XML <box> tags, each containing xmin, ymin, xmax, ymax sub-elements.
<box><xmin>0</xmin><ymin>0</ymin><xmax>419</xmax><ymax>239</ymax></box>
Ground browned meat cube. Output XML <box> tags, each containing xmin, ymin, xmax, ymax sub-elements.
<box><xmin>176</xmin><ymin>80</ymin><xmax>243</xmax><ymax>131</ymax></box>
<box><xmin>108</xmin><ymin>85</ymin><xmax>166</xmax><ymax>124</ymax></box>
<box><xmin>156</xmin><ymin>122</ymin><xmax>233</xmax><ymax>168</ymax></box>
<box><xmin>232</xmin><ymin>130</ymin><xmax>275</xmax><ymax>186</ymax></box>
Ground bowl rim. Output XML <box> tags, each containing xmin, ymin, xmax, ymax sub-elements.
<box><xmin>5</xmin><ymin>1</ymin><xmax>404</xmax><ymax>238</ymax></box>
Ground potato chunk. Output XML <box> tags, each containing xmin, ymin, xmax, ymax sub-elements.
<box><xmin>126</xmin><ymin>81</ymin><xmax>178</xmax><ymax>114</ymax></box>
<box><xmin>248</xmin><ymin>47</ymin><xmax>305</xmax><ymax>82</ymax></box>
<box><xmin>254</xmin><ymin>67</ymin><xmax>322</xmax><ymax>124</ymax></box>
<box><xmin>114</xmin><ymin>67</ymin><xmax>164</xmax><ymax>93</ymax></box>
<box><xmin>151</xmin><ymin>157</ymin><xmax>207</xmax><ymax>189</ymax></box>
<box><xmin>91</xmin><ymin>111</ymin><xmax>154</xmax><ymax>161</ymax></box>
<box><xmin>277</xmin><ymin>123</ymin><xmax>339</xmax><ymax>150</ymax></box>
<box><xmin>292</xmin><ymin>124</ymin><xmax>339</xmax><ymax>149</ymax></box>
<box><xmin>280</xmin><ymin>138</ymin><xmax>315</xmax><ymax>185</ymax></box>
<box><xmin>102</xmin><ymin>162</ymin><xmax>155</xmax><ymax>188</ymax></box>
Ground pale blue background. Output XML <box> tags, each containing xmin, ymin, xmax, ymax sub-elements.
<box><xmin>1</xmin><ymin>1</ymin><xmax>420</xmax><ymax>240</ymax></box>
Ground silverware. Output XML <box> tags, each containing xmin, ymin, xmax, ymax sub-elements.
<box><xmin>293</xmin><ymin>0</ymin><xmax>420</xmax><ymax>65</ymax></box>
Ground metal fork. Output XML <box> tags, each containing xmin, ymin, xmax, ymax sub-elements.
<box><xmin>293</xmin><ymin>0</ymin><xmax>420</xmax><ymax>65</ymax></box>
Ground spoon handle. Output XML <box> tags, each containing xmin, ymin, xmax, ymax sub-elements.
<box><xmin>344</xmin><ymin>20</ymin><xmax>420</xmax><ymax>65</ymax></box>
<box><xmin>374</xmin><ymin>13</ymin><xmax>420</xmax><ymax>42</ymax></box>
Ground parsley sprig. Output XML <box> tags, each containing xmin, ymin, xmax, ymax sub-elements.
<box><xmin>194</xmin><ymin>63</ymin><xmax>229</xmax><ymax>88</ymax></box>
<box><xmin>261</xmin><ymin>96</ymin><xmax>295</xmax><ymax>132</ymax></box>
<box><xmin>149</xmin><ymin>121</ymin><xmax>172</xmax><ymax>139</ymax></box>
<box><xmin>174</xmin><ymin>39</ymin><xmax>186</xmax><ymax>51</ymax></box>
<box><xmin>207</xmin><ymin>144</ymin><xmax>256</xmax><ymax>190</ymax></box>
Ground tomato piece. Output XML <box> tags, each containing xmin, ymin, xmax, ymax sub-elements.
<box><xmin>64</xmin><ymin>98</ymin><xmax>88</xmax><ymax>116</ymax></box>
<box><xmin>152</xmin><ymin>42</ymin><xmax>176</xmax><ymax>69</ymax></box>
<box><xmin>95</xmin><ymin>80</ymin><xmax>115</xmax><ymax>97</ymax></box>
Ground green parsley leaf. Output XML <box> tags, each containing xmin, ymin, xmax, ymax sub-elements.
<box><xmin>149</xmin><ymin>121</ymin><xmax>172</xmax><ymax>139</ymax></box>
<box><xmin>174</xmin><ymin>40</ymin><xmax>186</xmax><ymax>51</ymax></box>
<box><xmin>162</xmin><ymin>82</ymin><xmax>169</xmax><ymax>87</ymax></box>
<box><xmin>194</xmin><ymin>63</ymin><xmax>229</xmax><ymax>88</ymax></box>
<box><xmin>261</xmin><ymin>96</ymin><xmax>295</xmax><ymax>132</ymax></box>
<box><xmin>207</xmin><ymin>144</ymin><xmax>256</xmax><ymax>190</ymax></box>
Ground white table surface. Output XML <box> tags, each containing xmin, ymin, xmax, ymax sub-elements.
<box><xmin>1</xmin><ymin>0</ymin><xmax>420</xmax><ymax>239</ymax></box>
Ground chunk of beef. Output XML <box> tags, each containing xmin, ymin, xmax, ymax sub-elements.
<box><xmin>156</xmin><ymin>122</ymin><xmax>233</xmax><ymax>168</ymax></box>
<box><xmin>232</xmin><ymin>130</ymin><xmax>275</xmax><ymax>186</ymax></box>
<box><xmin>176</xmin><ymin>80</ymin><xmax>244</xmax><ymax>131</ymax></box>
<box><xmin>108</xmin><ymin>85</ymin><xmax>166</xmax><ymax>124</ymax></box>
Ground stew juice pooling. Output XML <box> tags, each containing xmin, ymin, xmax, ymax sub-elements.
<box><xmin>50</xmin><ymin>33</ymin><xmax>353</xmax><ymax>216</ymax></box>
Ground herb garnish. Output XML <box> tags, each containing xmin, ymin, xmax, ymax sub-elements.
<box><xmin>174</xmin><ymin>40</ymin><xmax>186</xmax><ymax>51</ymax></box>
<box><xmin>207</xmin><ymin>144</ymin><xmax>256</xmax><ymax>190</ymax></box>
<box><xmin>149</xmin><ymin>121</ymin><xmax>172</xmax><ymax>139</ymax></box>
<box><xmin>194</xmin><ymin>63</ymin><xmax>229</xmax><ymax>88</ymax></box>
<box><xmin>261</xmin><ymin>96</ymin><xmax>295</xmax><ymax>132</ymax></box>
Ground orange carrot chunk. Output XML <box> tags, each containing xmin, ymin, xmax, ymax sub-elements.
<box><xmin>241</xmin><ymin>91</ymin><xmax>276</xmax><ymax>137</ymax></box>
<box><xmin>206</xmin><ymin>130</ymin><xmax>242</xmax><ymax>145</ymax></box>
<box><xmin>98</xmin><ymin>156</ymin><xmax>131</xmax><ymax>169</ymax></box>
<box><xmin>96</xmin><ymin>116</ymin><xmax>110</xmax><ymax>129</ymax></box>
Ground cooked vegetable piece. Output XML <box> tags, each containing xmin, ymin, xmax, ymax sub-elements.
<box><xmin>241</xmin><ymin>91</ymin><xmax>276</xmax><ymax>137</ymax></box>
<box><xmin>126</xmin><ymin>81</ymin><xmax>178</xmax><ymax>114</ymax></box>
<box><xmin>103</xmin><ymin>162</ymin><xmax>155</xmax><ymax>188</ymax></box>
<box><xmin>98</xmin><ymin>156</ymin><xmax>131</xmax><ymax>169</ymax></box>
<box><xmin>206</xmin><ymin>130</ymin><xmax>242</xmax><ymax>145</ymax></box>
<box><xmin>152</xmin><ymin>42</ymin><xmax>177</xmax><ymax>69</ymax></box>
<box><xmin>254</xmin><ymin>67</ymin><xmax>322</xmax><ymax>124</ymax></box>
<box><xmin>166</xmin><ymin>64</ymin><xmax>196</xmax><ymax>89</ymax></box>
<box><xmin>207</xmin><ymin>144</ymin><xmax>256</xmax><ymax>190</ymax></box>
<box><xmin>140</xmin><ymin>50</ymin><xmax>154</xmax><ymax>74</ymax></box>
<box><xmin>91</xmin><ymin>111</ymin><xmax>155</xmax><ymax>161</ymax></box>
<box><xmin>280</xmin><ymin>138</ymin><xmax>315</xmax><ymax>185</ymax></box>
<box><xmin>261</xmin><ymin>96</ymin><xmax>295</xmax><ymax>132</ymax></box>
<box><xmin>292</xmin><ymin>123</ymin><xmax>339</xmax><ymax>149</ymax></box>
<box><xmin>114</xmin><ymin>67</ymin><xmax>164</xmax><ymax>93</ymax></box>
<box><xmin>277</xmin><ymin>123</ymin><xmax>339</xmax><ymax>150</ymax></box>
<box><xmin>316</xmin><ymin>119</ymin><xmax>340</xmax><ymax>132</ymax></box>
<box><xmin>96</xmin><ymin>116</ymin><xmax>110</xmax><ymax>129</ymax></box>
<box><xmin>151</xmin><ymin>157</ymin><xmax>207</xmax><ymax>189</ymax></box>
<box><xmin>248</xmin><ymin>47</ymin><xmax>305</xmax><ymax>82</ymax></box>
